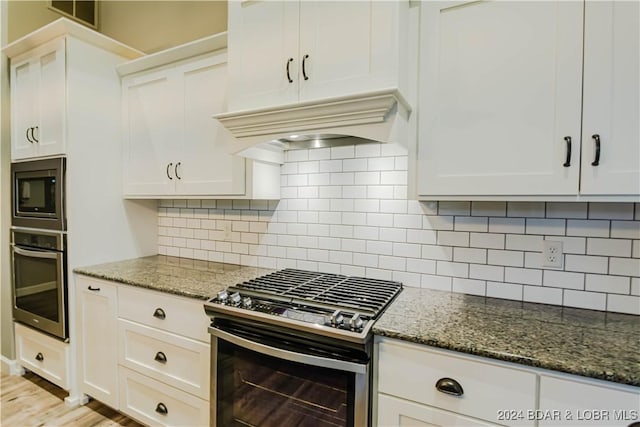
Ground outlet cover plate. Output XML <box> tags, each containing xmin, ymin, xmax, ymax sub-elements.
<box><xmin>542</xmin><ymin>240</ymin><xmax>563</xmax><ymax>268</ymax></box>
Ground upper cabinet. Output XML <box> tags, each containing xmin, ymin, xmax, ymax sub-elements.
<box><xmin>10</xmin><ymin>37</ymin><xmax>66</xmax><ymax>160</ymax></box>
<box><xmin>417</xmin><ymin>1</ymin><xmax>639</xmax><ymax>200</ymax></box>
<box><xmin>227</xmin><ymin>0</ymin><xmax>409</xmax><ymax>112</ymax></box>
<box><xmin>119</xmin><ymin>35</ymin><xmax>280</xmax><ymax>199</ymax></box>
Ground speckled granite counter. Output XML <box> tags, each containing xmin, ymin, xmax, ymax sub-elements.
<box><xmin>373</xmin><ymin>287</ymin><xmax>640</xmax><ymax>387</ymax></box>
<box><xmin>74</xmin><ymin>255</ymin><xmax>274</xmax><ymax>300</ymax></box>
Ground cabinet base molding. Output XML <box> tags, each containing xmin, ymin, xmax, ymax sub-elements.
<box><xmin>1</xmin><ymin>356</ymin><xmax>25</xmax><ymax>376</ymax></box>
<box><xmin>64</xmin><ymin>393</ymin><xmax>90</xmax><ymax>408</ymax></box>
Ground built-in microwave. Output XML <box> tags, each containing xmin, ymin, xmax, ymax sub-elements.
<box><xmin>11</xmin><ymin>157</ymin><xmax>66</xmax><ymax>230</ymax></box>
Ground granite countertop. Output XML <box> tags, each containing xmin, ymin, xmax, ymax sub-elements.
<box><xmin>373</xmin><ymin>287</ymin><xmax>640</xmax><ymax>387</ymax></box>
<box><xmin>75</xmin><ymin>256</ymin><xmax>639</xmax><ymax>387</ymax></box>
<box><xmin>74</xmin><ymin>255</ymin><xmax>274</xmax><ymax>300</ymax></box>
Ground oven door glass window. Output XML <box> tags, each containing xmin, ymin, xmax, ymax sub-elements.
<box><xmin>217</xmin><ymin>339</ymin><xmax>355</xmax><ymax>427</ymax></box>
<box><xmin>13</xmin><ymin>247</ymin><xmax>61</xmax><ymax>322</ymax></box>
<box><xmin>16</xmin><ymin>175</ymin><xmax>57</xmax><ymax>217</ymax></box>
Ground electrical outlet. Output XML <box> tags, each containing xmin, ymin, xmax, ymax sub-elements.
<box><xmin>542</xmin><ymin>240</ymin><xmax>563</xmax><ymax>268</ymax></box>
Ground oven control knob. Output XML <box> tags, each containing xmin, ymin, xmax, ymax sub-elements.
<box><xmin>229</xmin><ymin>292</ymin><xmax>242</xmax><ymax>306</ymax></box>
<box><xmin>241</xmin><ymin>296</ymin><xmax>252</xmax><ymax>309</ymax></box>
<box><xmin>216</xmin><ymin>290</ymin><xmax>228</xmax><ymax>303</ymax></box>
<box><xmin>349</xmin><ymin>314</ymin><xmax>364</xmax><ymax>331</ymax></box>
<box><xmin>330</xmin><ymin>310</ymin><xmax>344</xmax><ymax>327</ymax></box>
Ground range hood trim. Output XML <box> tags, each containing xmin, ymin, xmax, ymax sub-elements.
<box><xmin>216</xmin><ymin>88</ymin><xmax>409</xmax><ymax>137</ymax></box>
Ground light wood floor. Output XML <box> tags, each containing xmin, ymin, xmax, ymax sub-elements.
<box><xmin>1</xmin><ymin>372</ymin><xmax>144</xmax><ymax>427</ymax></box>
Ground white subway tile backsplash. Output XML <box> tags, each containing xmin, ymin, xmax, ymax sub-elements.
<box><xmin>606</xmin><ymin>294</ymin><xmax>640</xmax><ymax>315</ymax></box>
<box><xmin>544</xmin><ymin>270</ymin><xmax>584</xmax><ymax>290</ymax></box>
<box><xmin>487</xmin><ymin>282</ymin><xmax>523</xmax><ymax>301</ymax></box>
<box><xmin>563</xmin><ymin>290</ymin><xmax>606</xmax><ymax>311</ymax></box>
<box><xmin>158</xmin><ymin>147</ymin><xmax>638</xmax><ymax>314</ymax></box>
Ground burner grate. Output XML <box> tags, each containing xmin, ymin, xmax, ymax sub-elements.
<box><xmin>235</xmin><ymin>269</ymin><xmax>402</xmax><ymax>318</ymax></box>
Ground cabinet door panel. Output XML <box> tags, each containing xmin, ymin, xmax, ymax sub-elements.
<box><xmin>123</xmin><ymin>71</ymin><xmax>177</xmax><ymax>195</ymax></box>
<box><xmin>178</xmin><ymin>56</ymin><xmax>246</xmax><ymax>195</ymax></box>
<box><xmin>298</xmin><ymin>1</ymin><xmax>399</xmax><ymax>102</ymax></box>
<box><xmin>227</xmin><ymin>0</ymin><xmax>299</xmax><ymax>111</ymax></box>
<box><xmin>36</xmin><ymin>38</ymin><xmax>66</xmax><ymax>157</ymax></box>
<box><xmin>418</xmin><ymin>1</ymin><xmax>583</xmax><ymax>196</ymax></box>
<box><xmin>580</xmin><ymin>1</ymin><xmax>640</xmax><ymax>195</ymax></box>
<box><xmin>76</xmin><ymin>277</ymin><xmax>118</xmax><ymax>408</ymax></box>
<box><xmin>11</xmin><ymin>59</ymin><xmax>39</xmax><ymax>159</ymax></box>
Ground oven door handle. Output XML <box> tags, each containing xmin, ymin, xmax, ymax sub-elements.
<box><xmin>13</xmin><ymin>246</ymin><xmax>59</xmax><ymax>259</ymax></box>
<box><xmin>209</xmin><ymin>325</ymin><xmax>367</xmax><ymax>374</ymax></box>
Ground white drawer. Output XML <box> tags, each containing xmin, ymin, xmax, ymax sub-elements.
<box><xmin>119</xmin><ymin>366</ymin><xmax>209</xmax><ymax>427</ymax></box>
<box><xmin>14</xmin><ymin>323</ymin><xmax>70</xmax><ymax>390</ymax></box>
<box><xmin>118</xmin><ymin>318</ymin><xmax>210</xmax><ymax>399</ymax></box>
<box><xmin>118</xmin><ymin>285</ymin><xmax>211</xmax><ymax>342</ymax></box>
<box><xmin>377</xmin><ymin>338</ymin><xmax>536</xmax><ymax>426</ymax></box>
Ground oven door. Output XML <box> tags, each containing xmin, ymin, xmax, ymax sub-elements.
<box><xmin>209</xmin><ymin>320</ymin><xmax>370</xmax><ymax>427</ymax></box>
<box><xmin>11</xmin><ymin>242</ymin><xmax>67</xmax><ymax>341</ymax></box>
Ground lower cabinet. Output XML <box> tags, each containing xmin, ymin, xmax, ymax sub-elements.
<box><xmin>376</xmin><ymin>337</ymin><xmax>640</xmax><ymax>427</ymax></box>
<box><xmin>14</xmin><ymin>322</ymin><xmax>70</xmax><ymax>390</ymax></box>
<box><xmin>74</xmin><ymin>274</ymin><xmax>211</xmax><ymax>426</ymax></box>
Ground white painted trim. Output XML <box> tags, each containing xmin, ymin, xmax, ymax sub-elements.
<box><xmin>64</xmin><ymin>393</ymin><xmax>89</xmax><ymax>408</ymax></box>
<box><xmin>1</xmin><ymin>355</ymin><xmax>25</xmax><ymax>376</ymax></box>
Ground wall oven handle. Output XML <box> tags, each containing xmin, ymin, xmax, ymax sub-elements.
<box><xmin>209</xmin><ymin>325</ymin><xmax>366</xmax><ymax>374</ymax></box>
<box><xmin>13</xmin><ymin>246</ymin><xmax>58</xmax><ymax>259</ymax></box>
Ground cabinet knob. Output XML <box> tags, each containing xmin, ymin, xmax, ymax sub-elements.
<box><xmin>155</xmin><ymin>402</ymin><xmax>168</xmax><ymax>415</ymax></box>
<box><xmin>302</xmin><ymin>54</ymin><xmax>310</xmax><ymax>80</ymax></box>
<box><xmin>286</xmin><ymin>58</ymin><xmax>294</xmax><ymax>83</ymax></box>
<box><xmin>35</xmin><ymin>352</ymin><xmax>44</xmax><ymax>362</ymax></box>
<box><xmin>435</xmin><ymin>377</ymin><xmax>464</xmax><ymax>397</ymax></box>
<box><xmin>153</xmin><ymin>308</ymin><xmax>166</xmax><ymax>320</ymax></box>
<box><xmin>591</xmin><ymin>134</ymin><xmax>601</xmax><ymax>166</ymax></box>
<box><xmin>563</xmin><ymin>136</ymin><xmax>572</xmax><ymax>167</ymax></box>
<box><xmin>174</xmin><ymin>162</ymin><xmax>181</xmax><ymax>180</ymax></box>
<box><xmin>166</xmin><ymin>163</ymin><xmax>173</xmax><ymax>180</ymax></box>
<box><xmin>154</xmin><ymin>351</ymin><xmax>167</xmax><ymax>364</ymax></box>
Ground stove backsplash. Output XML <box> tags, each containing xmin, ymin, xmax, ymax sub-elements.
<box><xmin>158</xmin><ymin>144</ymin><xmax>640</xmax><ymax>315</ymax></box>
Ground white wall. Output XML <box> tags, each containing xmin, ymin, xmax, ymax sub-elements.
<box><xmin>158</xmin><ymin>144</ymin><xmax>640</xmax><ymax>315</ymax></box>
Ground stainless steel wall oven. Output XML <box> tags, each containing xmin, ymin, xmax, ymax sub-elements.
<box><xmin>205</xmin><ymin>269</ymin><xmax>402</xmax><ymax>427</ymax></box>
<box><xmin>11</xmin><ymin>228</ymin><xmax>68</xmax><ymax>341</ymax></box>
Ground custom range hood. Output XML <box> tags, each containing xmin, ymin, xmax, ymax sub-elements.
<box><xmin>214</xmin><ymin>88</ymin><xmax>411</xmax><ymax>164</ymax></box>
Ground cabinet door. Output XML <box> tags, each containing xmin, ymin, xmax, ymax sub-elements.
<box><xmin>176</xmin><ymin>55</ymin><xmax>246</xmax><ymax>196</ymax></box>
<box><xmin>227</xmin><ymin>0</ymin><xmax>299</xmax><ymax>111</ymax></box>
<box><xmin>34</xmin><ymin>38</ymin><xmax>66</xmax><ymax>158</ymax></box>
<box><xmin>378</xmin><ymin>394</ymin><xmax>498</xmax><ymax>427</ymax></box>
<box><xmin>10</xmin><ymin>38</ymin><xmax>66</xmax><ymax>160</ymax></box>
<box><xmin>76</xmin><ymin>276</ymin><xmax>118</xmax><ymax>408</ymax></box>
<box><xmin>538</xmin><ymin>376</ymin><xmax>640</xmax><ymax>427</ymax></box>
<box><xmin>122</xmin><ymin>69</ymin><xmax>178</xmax><ymax>196</ymax></box>
<box><xmin>418</xmin><ymin>1</ymin><xmax>583</xmax><ymax>196</ymax></box>
<box><xmin>580</xmin><ymin>1</ymin><xmax>640</xmax><ymax>195</ymax></box>
<box><xmin>298</xmin><ymin>1</ymin><xmax>400</xmax><ymax>102</ymax></box>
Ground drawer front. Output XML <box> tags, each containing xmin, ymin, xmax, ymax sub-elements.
<box><xmin>118</xmin><ymin>319</ymin><xmax>210</xmax><ymax>399</ymax></box>
<box><xmin>15</xmin><ymin>323</ymin><xmax>69</xmax><ymax>390</ymax></box>
<box><xmin>378</xmin><ymin>339</ymin><xmax>536</xmax><ymax>426</ymax></box>
<box><xmin>118</xmin><ymin>285</ymin><xmax>210</xmax><ymax>342</ymax></box>
<box><xmin>539</xmin><ymin>376</ymin><xmax>640</xmax><ymax>426</ymax></box>
<box><xmin>119</xmin><ymin>366</ymin><xmax>209</xmax><ymax>427</ymax></box>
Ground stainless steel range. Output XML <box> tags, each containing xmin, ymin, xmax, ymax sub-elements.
<box><xmin>204</xmin><ymin>268</ymin><xmax>402</xmax><ymax>427</ymax></box>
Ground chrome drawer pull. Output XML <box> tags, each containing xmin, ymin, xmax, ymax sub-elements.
<box><xmin>435</xmin><ymin>377</ymin><xmax>464</xmax><ymax>397</ymax></box>
<box><xmin>153</xmin><ymin>308</ymin><xmax>166</xmax><ymax>320</ymax></box>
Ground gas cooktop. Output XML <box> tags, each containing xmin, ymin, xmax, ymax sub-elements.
<box><xmin>204</xmin><ymin>269</ymin><xmax>402</xmax><ymax>343</ymax></box>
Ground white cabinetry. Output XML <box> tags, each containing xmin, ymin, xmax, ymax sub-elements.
<box><xmin>75</xmin><ymin>276</ymin><xmax>118</xmax><ymax>408</ymax></box>
<box><xmin>120</xmin><ymin>34</ymin><xmax>280</xmax><ymax>200</ymax></box>
<box><xmin>14</xmin><ymin>323</ymin><xmax>70</xmax><ymax>390</ymax></box>
<box><xmin>377</xmin><ymin>338</ymin><xmax>536</xmax><ymax>426</ymax></box>
<box><xmin>10</xmin><ymin>37</ymin><xmax>66</xmax><ymax>160</ymax></box>
<box><xmin>74</xmin><ymin>275</ymin><xmax>211</xmax><ymax>426</ymax></box>
<box><xmin>539</xmin><ymin>375</ymin><xmax>640</xmax><ymax>427</ymax></box>
<box><xmin>417</xmin><ymin>1</ymin><xmax>639</xmax><ymax>200</ymax></box>
<box><xmin>227</xmin><ymin>0</ymin><xmax>408</xmax><ymax>111</ymax></box>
